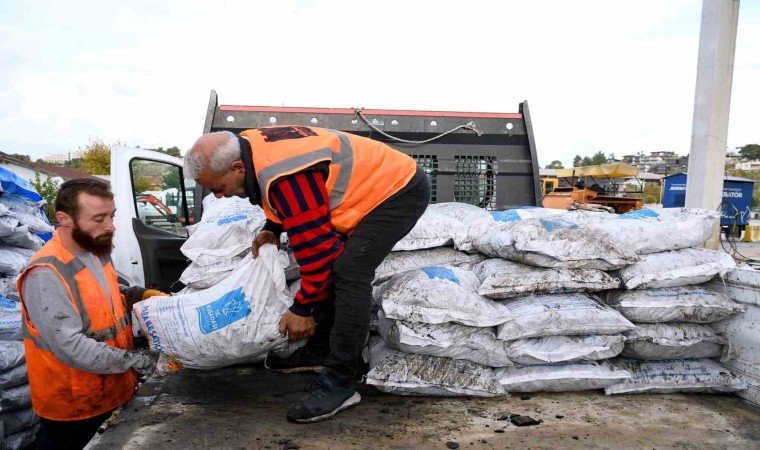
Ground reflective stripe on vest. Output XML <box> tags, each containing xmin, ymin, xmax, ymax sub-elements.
<box><xmin>256</xmin><ymin>129</ymin><xmax>354</xmax><ymax>211</ymax></box>
<box><xmin>24</xmin><ymin>255</ymin><xmax>129</xmax><ymax>348</ymax></box>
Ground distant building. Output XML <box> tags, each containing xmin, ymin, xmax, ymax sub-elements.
<box><xmin>0</xmin><ymin>152</ymin><xmax>94</xmax><ymax>186</ymax></box>
<box><xmin>621</xmin><ymin>151</ymin><xmax>687</xmax><ymax>175</ymax></box>
<box><xmin>735</xmin><ymin>160</ymin><xmax>760</xmax><ymax>171</ymax></box>
<box><xmin>40</xmin><ymin>150</ymin><xmax>84</xmax><ymax>164</ymax></box>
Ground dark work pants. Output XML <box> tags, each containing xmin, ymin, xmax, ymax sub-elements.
<box><xmin>316</xmin><ymin>169</ymin><xmax>430</xmax><ymax>385</ymax></box>
<box><xmin>36</xmin><ymin>409</ymin><xmax>114</xmax><ymax>450</ymax></box>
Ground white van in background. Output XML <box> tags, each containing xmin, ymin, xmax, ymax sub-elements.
<box><xmin>110</xmin><ymin>146</ymin><xmax>196</xmax><ymax>292</ymax></box>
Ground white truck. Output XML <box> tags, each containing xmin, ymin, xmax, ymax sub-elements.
<box><xmin>99</xmin><ymin>93</ymin><xmax>760</xmax><ymax>449</ymax></box>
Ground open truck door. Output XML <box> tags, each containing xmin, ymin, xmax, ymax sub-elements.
<box><xmin>111</xmin><ymin>146</ymin><xmax>194</xmax><ymax>293</ymax></box>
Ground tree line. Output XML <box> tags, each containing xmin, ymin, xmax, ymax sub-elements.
<box><xmin>545</xmin><ymin>144</ymin><xmax>760</xmax><ymax>169</ymax></box>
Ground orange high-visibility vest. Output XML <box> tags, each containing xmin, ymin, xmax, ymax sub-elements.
<box><xmin>241</xmin><ymin>126</ymin><xmax>418</xmax><ymax>234</ymax></box>
<box><xmin>17</xmin><ymin>231</ymin><xmax>138</xmax><ymax>421</ymax></box>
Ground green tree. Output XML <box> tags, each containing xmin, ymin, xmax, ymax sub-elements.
<box><xmin>30</xmin><ymin>172</ymin><xmax>60</xmax><ymax>224</ymax></box>
<box><xmin>590</xmin><ymin>151</ymin><xmax>608</xmax><ymax>165</ymax></box>
<box><xmin>9</xmin><ymin>153</ymin><xmax>30</xmax><ymax>161</ymax></box>
<box><xmin>77</xmin><ymin>138</ymin><xmax>112</xmax><ymax>175</ymax></box>
<box><xmin>151</xmin><ymin>146</ymin><xmax>182</xmax><ymax>158</ymax></box>
<box><xmin>581</xmin><ymin>156</ymin><xmax>593</xmax><ymax>166</ymax></box>
<box><xmin>738</xmin><ymin>144</ymin><xmax>760</xmax><ymax>160</ymax></box>
<box><xmin>573</xmin><ymin>155</ymin><xmax>582</xmax><ymax>167</ymax></box>
<box><xmin>545</xmin><ymin>160</ymin><xmax>564</xmax><ymax>169</ymax></box>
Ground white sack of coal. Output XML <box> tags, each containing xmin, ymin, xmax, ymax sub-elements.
<box><xmin>0</xmin><ymin>298</ymin><xmax>22</xmax><ymax>341</ymax></box>
<box><xmin>364</xmin><ymin>337</ymin><xmax>506</xmax><ymax>397</ymax></box>
<box><xmin>392</xmin><ymin>209</ymin><xmax>461</xmax><ymax>251</ymax></box>
<box><xmin>473</xmin><ymin>258</ymin><xmax>620</xmax><ymax>299</ymax></box>
<box><xmin>3</xmin><ymin>423</ymin><xmax>39</xmax><ymax>450</ymax></box>
<box><xmin>180</xmin><ymin>255</ymin><xmax>247</xmax><ymax>290</ymax></box>
<box><xmin>452</xmin><ymin>208</ymin><xmax>564</xmax><ymax>253</ymax></box>
<box><xmin>0</xmin><ymin>342</ymin><xmax>24</xmax><ymax>371</ymax></box>
<box><xmin>0</xmin><ymin>226</ymin><xmax>44</xmax><ymax>251</ymax></box>
<box><xmin>427</xmin><ymin>202</ymin><xmax>492</xmax><ymax>224</ymax></box>
<box><xmin>0</xmin><ymin>276</ymin><xmax>19</xmax><ymax>301</ymax></box>
<box><xmin>0</xmin><ymin>363</ymin><xmax>27</xmax><ymax>390</ymax></box>
<box><xmin>615</xmin><ymin>248</ymin><xmax>736</xmax><ymax>289</ymax></box>
<box><xmin>376</xmin><ymin>313</ymin><xmax>512</xmax><ymax>367</ymax></box>
<box><xmin>506</xmin><ymin>335</ymin><xmax>626</xmax><ymax>365</ymax></box>
<box><xmin>375</xmin><ymin>266</ymin><xmax>513</xmax><ymax>327</ymax></box>
<box><xmin>605</xmin><ymin>358</ymin><xmax>747</xmax><ymax>394</ymax></box>
<box><xmin>473</xmin><ymin>218</ymin><xmax>637</xmax><ymax>270</ymax></box>
<box><xmin>589</xmin><ymin>208</ymin><xmax>719</xmax><ymax>255</ymax></box>
<box><xmin>495</xmin><ymin>293</ymin><xmax>635</xmax><ymax>341</ymax></box>
<box><xmin>494</xmin><ymin>361</ymin><xmax>631</xmax><ymax>393</ymax></box>
<box><xmin>374</xmin><ymin>248</ymin><xmax>470</xmax><ymax>284</ymax></box>
<box><xmin>0</xmin><ymin>408</ymin><xmax>38</xmax><ymax>440</ymax></box>
<box><xmin>601</xmin><ymin>286</ymin><xmax>745</xmax><ymax>323</ymax></box>
<box><xmin>621</xmin><ymin>323</ymin><xmax>730</xmax><ymax>361</ymax></box>
<box><xmin>0</xmin><ymin>194</ymin><xmax>54</xmax><ymax>235</ymax></box>
<box><xmin>0</xmin><ymin>247</ymin><xmax>34</xmax><ymax>277</ymax></box>
<box><xmin>180</xmin><ymin>195</ymin><xmax>266</xmax><ymax>266</ymax></box>
<box><xmin>134</xmin><ymin>245</ymin><xmax>291</xmax><ymax>370</ymax></box>
<box><xmin>0</xmin><ymin>384</ymin><xmax>31</xmax><ymax>412</ymax></box>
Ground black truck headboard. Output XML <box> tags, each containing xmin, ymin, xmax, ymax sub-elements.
<box><xmin>201</xmin><ymin>90</ymin><xmax>540</xmax><ymax>212</ymax></box>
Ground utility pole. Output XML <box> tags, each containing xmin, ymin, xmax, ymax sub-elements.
<box><xmin>685</xmin><ymin>0</ymin><xmax>740</xmax><ymax>249</ymax></box>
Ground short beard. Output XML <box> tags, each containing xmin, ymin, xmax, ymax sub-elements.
<box><xmin>72</xmin><ymin>222</ymin><xmax>114</xmax><ymax>257</ymax></box>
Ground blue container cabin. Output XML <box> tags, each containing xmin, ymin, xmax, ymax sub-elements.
<box><xmin>662</xmin><ymin>173</ymin><xmax>754</xmax><ymax>235</ymax></box>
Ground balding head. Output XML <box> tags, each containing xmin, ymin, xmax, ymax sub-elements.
<box><xmin>183</xmin><ymin>131</ymin><xmax>241</xmax><ymax>179</ymax></box>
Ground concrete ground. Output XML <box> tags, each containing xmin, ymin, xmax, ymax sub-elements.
<box><xmin>89</xmin><ymin>367</ymin><xmax>760</xmax><ymax>450</ymax></box>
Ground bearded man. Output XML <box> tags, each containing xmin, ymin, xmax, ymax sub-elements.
<box><xmin>17</xmin><ymin>178</ymin><xmax>160</xmax><ymax>450</ymax></box>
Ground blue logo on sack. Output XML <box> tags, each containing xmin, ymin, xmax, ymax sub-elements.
<box><xmin>539</xmin><ymin>219</ymin><xmax>578</xmax><ymax>232</ymax></box>
<box><xmin>217</xmin><ymin>214</ymin><xmax>248</xmax><ymax>226</ymax></box>
<box><xmin>491</xmin><ymin>210</ymin><xmax>522</xmax><ymax>222</ymax></box>
<box><xmin>421</xmin><ymin>267</ymin><xmax>461</xmax><ymax>285</ymax></box>
<box><xmin>196</xmin><ymin>287</ymin><xmax>251</xmax><ymax>334</ymax></box>
<box><xmin>617</xmin><ymin>209</ymin><xmax>659</xmax><ymax>219</ymax></box>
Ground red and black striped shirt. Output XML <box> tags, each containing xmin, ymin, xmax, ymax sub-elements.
<box><xmin>270</xmin><ymin>170</ymin><xmax>344</xmax><ymax>316</ymax></box>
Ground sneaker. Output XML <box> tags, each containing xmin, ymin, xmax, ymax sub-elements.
<box><xmin>265</xmin><ymin>345</ymin><xmax>326</xmax><ymax>374</ymax></box>
<box><xmin>287</xmin><ymin>372</ymin><xmax>361</xmax><ymax>423</ymax></box>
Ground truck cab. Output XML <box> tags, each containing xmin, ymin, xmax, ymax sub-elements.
<box><xmin>111</xmin><ymin>146</ymin><xmax>195</xmax><ymax>292</ymax></box>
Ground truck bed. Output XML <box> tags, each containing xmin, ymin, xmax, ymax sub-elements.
<box><xmin>90</xmin><ymin>366</ymin><xmax>760</xmax><ymax>450</ymax></box>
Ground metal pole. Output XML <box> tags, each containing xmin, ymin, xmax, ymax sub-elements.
<box><xmin>685</xmin><ymin>0</ymin><xmax>740</xmax><ymax>249</ymax></box>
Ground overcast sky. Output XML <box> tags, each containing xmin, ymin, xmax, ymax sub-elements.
<box><xmin>1</xmin><ymin>0</ymin><xmax>758</xmax><ymax>167</ymax></box>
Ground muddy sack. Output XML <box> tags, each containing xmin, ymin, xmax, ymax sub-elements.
<box><xmin>0</xmin><ymin>384</ymin><xmax>30</xmax><ymax>412</ymax></box>
<box><xmin>495</xmin><ymin>361</ymin><xmax>631</xmax><ymax>393</ymax></box>
<box><xmin>364</xmin><ymin>337</ymin><xmax>506</xmax><ymax>397</ymax></box>
<box><xmin>505</xmin><ymin>335</ymin><xmax>626</xmax><ymax>365</ymax></box>
<box><xmin>0</xmin><ymin>298</ymin><xmax>22</xmax><ymax>341</ymax></box>
<box><xmin>3</xmin><ymin>423</ymin><xmax>39</xmax><ymax>450</ymax></box>
<box><xmin>0</xmin><ymin>364</ymin><xmax>26</xmax><ymax>390</ymax></box>
<box><xmin>605</xmin><ymin>358</ymin><xmax>747</xmax><ymax>394</ymax></box>
<box><xmin>473</xmin><ymin>258</ymin><xmax>620</xmax><ymax>299</ymax></box>
<box><xmin>602</xmin><ymin>286</ymin><xmax>745</xmax><ymax>323</ymax></box>
<box><xmin>180</xmin><ymin>255</ymin><xmax>247</xmax><ymax>290</ymax></box>
<box><xmin>427</xmin><ymin>202</ymin><xmax>492</xmax><ymax>225</ymax></box>
<box><xmin>452</xmin><ymin>207</ymin><xmax>564</xmax><ymax>253</ymax></box>
<box><xmin>495</xmin><ymin>293</ymin><xmax>635</xmax><ymax>341</ymax></box>
<box><xmin>590</xmin><ymin>208</ymin><xmax>719</xmax><ymax>255</ymax></box>
<box><xmin>621</xmin><ymin>323</ymin><xmax>730</xmax><ymax>361</ymax></box>
<box><xmin>0</xmin><ymin>342</ymin><xmax>24</xmax><ymax>371</ymax></box>
<box><xmin>0</xmin><ymin>248</ymin><xmax>34</xmax><ymax>277</ymax></box>
<box><xmin>376</xmin><ymin>312</ymin><xmax>513</xmax><ymax>367</ymax></box>
<box><xmin>615</xmin><ymin>248</ymin><xmax>736</xmax><ymax>289</ymax></box>
<box><xmin>180</xmin><ymin>195</ymin><xmax>266</xmax><ymax>267</ymax></box>
<box><xmin>134</xmin><ymin>245</ymin><xmax>291</xmax><ymax>370</ymax></box>
<box><xmin>374</xmin><ymin>266</ymin><xmax>513</xmax><ymax>327</ymax></box>
<box><xmin>473</xmin><ymin>218</ymin><xmax>637</xmax><ymax>270</ymax></box>
<box><xmin>0</xmin><ymin>407</ymin><xmax>38</xmax><ymax>437</ymax></box>
<box><xmin>392</xmin><ymin>209</ymin><xmax>461</xmax><ymax>251</ymax></box>
<box><xmin>374</xmin><ymin>248</ymin><xmax>471</xmax><ymax>284</ymax></box>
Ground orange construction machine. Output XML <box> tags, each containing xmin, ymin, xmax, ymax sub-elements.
<box><xmin>541</xmin><ymin>163</ymin><xmax>644</xmax><ymax>214</ymax></box>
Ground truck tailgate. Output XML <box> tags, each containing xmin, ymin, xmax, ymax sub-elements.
<box><xmin>90</xmin><ymin>366</ymin><xmax>760</xmax><ymax>449</ymax></box>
